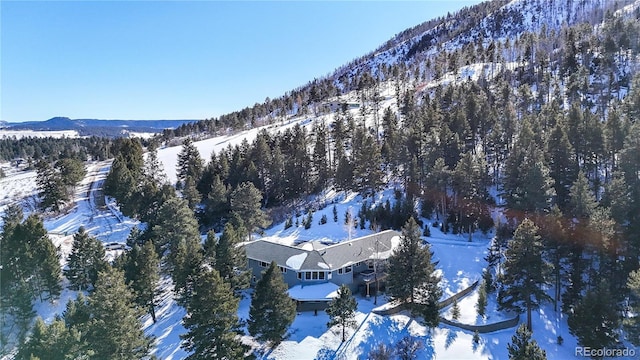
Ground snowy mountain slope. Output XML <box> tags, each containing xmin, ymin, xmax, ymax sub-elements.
<box><xmin>322</xmin><ymin>0</ymin><xmax>637</xmax><ymax>96</ymax></box>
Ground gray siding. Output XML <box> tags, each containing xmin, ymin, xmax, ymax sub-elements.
<box><xmin>248</xmin><ymin>258</ymin><xmax>303</xmax><ymax>288</ymax></box>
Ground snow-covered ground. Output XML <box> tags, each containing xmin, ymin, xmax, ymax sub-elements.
<box><xmin>0</xmin><ymin>165</ymin><xmax>38</xmax><ymax>220</ymax></box>
<box><xmin>0</xmin><ymin>129</ymin><xmax>79</xmax><ymax>139</ymax></box>
<box><xmin>3</xmin><ymin>72</ymin><xmax>638</xmax><ymax>358</ymax></box>
<box><xmin>2</xmin><ymin>143</ymin><xmax>638</xmax><ymax>359</ymax></box>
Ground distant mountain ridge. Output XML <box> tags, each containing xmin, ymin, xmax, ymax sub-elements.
<box><xmin>1</xmin><ymin>117</ymin><xmax>198</xmax><ymax>137</ymax></box>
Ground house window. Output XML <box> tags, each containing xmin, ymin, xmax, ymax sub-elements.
<box><xmin>305</xmin><ymin>272</ymin><xmax>311</xmax><ymax>280</ymax></box>
<box><xmin>297</xmin><ymin>272</ymin><xmax>302</xmax><ymax>280</ymax></box>
<box><xmin>260</xmin><ymin>261</ymin><xmax>268</xmax><ymax>268</ymax></box>
<box><xmin>338</xmin><ymin>268</ymin><xmax>343</xmax><ymax>275</ymax></box>
<box><xmin>278</xmin><ymin>266</ymin><xmax>287</xmax><ymax>273</ymax></box>
<box><xmin>368</xmin><ymin>260</ymin><xmax>375</xmax><ymax>269</ymax></box>
<box><xmin>312</xmin><ymin>272</ymin><xmax>318</xmax><ymax>280</ymax></box>
<box><xmin>345</xmin><ymin>265</ymin><xmax>352</xmax><ymax>273</ymax></box>
<box><xmin>319</xmin><ymin>272</ymin><xmax>325</xmax><ymax>280</ymax></box>
<box><xmin>355</xmin><ymin>261</ymin><xmax>363</xmax><ymax>267</ymax></box>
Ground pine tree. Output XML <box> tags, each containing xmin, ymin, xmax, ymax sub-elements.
<box><xmin>150</xmin><ymin>197</ymin><xmax>203</xmax><ymax>304</ymax></box>
<box><xmin>181</xmin><ymin>269</ymin><xmax>246</xmax><ymax>360</ymax></box>
<box><xmin>304</xmin><ymin>211</ymin><xmax>313</xmax><ymax>229</ymax></box>
<box><xmin>143</xmin><ymin>144</ymin><xmax>167</xmax><ymax>185</ymax></box>
<box><xmin>17</xmin><ymin>317</ymin><xmax>86</xmax><ymax>360</ymax></box>
<box><xmin>507</xmin><ymin>324</ymin><xmax>547</xmax><ymax>360</ymax></box>
<box><xmin>36</xmin><ymin>232</ymin><xmax>62</xmax><ymax>301</ymax></box>
<box><xmin>229</xmin><ymin>182</ymin><xmax>271</xmax><ymax>239</ymax></box>
<box><xmin>333</xmin><ymin>204</ymin><xmax>338</xmax><ymax>222</ymax></box>
<box><xmin>546</xmin><ymin>120</ymin><xmax>577</xmax><ymax>211</ymax></box>
<box><xmin>248</xmin><ymin>261</ymin><xmax>296</xmax><ymax>345</ymax></box>
<box><xmin>477</xmin><ymin>281</ymin><xmax>488</xmax><ymax>318</ymax></box>
<box><xmin>182</xmin><ymin>175</ymin><xmax>201</xmax><ymax>210</ymax></box>
<box><xmin>127</xmin><ymin>240</ymin><xmax>160</xmax><ymax>323</ymax></box>
<box><xmin>326</xmin><ymin>284</ymin><xmax>358</xmax><ymax>342</ymax></box>
<box><xmin>568</xmin><ymin>281</ymin><xmax>620</xmax><ymax>351</ymax></box>
<box><xmin>64</xmin><ymin>226</ymin><xmax>107</xmax><ymax>291</ymax></box>
<box><xmin>452</xmin><ymin>150</ymin><xmax>491</xmax><ymax>237</ymax></box>
<box><xmin>36</xmin><ymin>160</ymin><xmax>68</xmax><ymax>212</ymax></box>
<box><xmin>568</xmin><ymin>171</ymin><xmax>597</xmax><ymax>219</ymax></box>
<box><xmin>55</xmin><ymin>157</ymin><xmax>86</xmax><ymax>198</ymax></box>
<box><xmin>9</xmin><ymin>280</ymin><xmax>36</xmax><ymax>341</ymax></box>
<box><xmin>201</xmin><ymin>174</ymin><xmax>229</xmax><ymax>227</ymax></box>
<box><xmin>352</xmin><ymin>126</ymin><xmax>383</xmax><ymax>193</ymax></box>
<box><xmin>451</xmin><ymin>299</ymin><xmax>461</xmax><ymax>320</ymax></box>
<box><xmin>499</xmin><ymin>219</ymin><xmax>552</xmax><ymax>331</ymax></box>
<box><xmin>86</xmin><ymin>266</ymin><xmax>152</xmax><ymax>360</ymax></box>
<box><xmin>177</xmin><ymin>138</ymin><xmax>204</xmax><ymax>187</ymax></box>
<box><xmin>215</xmin><ymin>223</ymin><xmax>250</xmax><ymax>294</ymax></box>
<box><xmin>2</xmin><ymin>214</ymin><xmax>61</xmax><ymax>309</ymax></box>
<box><xmin>387</xmin><ymin>218</ymin><xmax>442</xmax><ymax>327</ymax></box>
<box><xmin>312</xmin><ymin>121</ymin><xmax>330</xmax><ymax>191</ymax></box>
<box><xmin>381</xmin><ymin>107</ymin><xmax>400</xmax><ymax>174</ymax></box>
<box><xmin>504</xmin><ymin>120</ymin><xmax>555</xmax><ymax>214</ymax></box>
<box><xmin>624</xmin><ymin>269</ymin><xmax>640</xmax><ymax>345</ymax></box>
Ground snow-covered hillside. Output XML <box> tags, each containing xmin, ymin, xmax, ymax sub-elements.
<box><xmin>4</xmin><ymin>157</ymin><xmax>634</xmax><ymax>359</ymax></box>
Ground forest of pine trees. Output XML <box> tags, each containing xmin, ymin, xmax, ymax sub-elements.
<box><xmin>3</xmin><ymin>0</ymin><xmax>640</xmax><ymax>357</ymax></box>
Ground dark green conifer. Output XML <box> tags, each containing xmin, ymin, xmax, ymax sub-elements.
<box><xmin>181</xmin><ymin>269</ymin><xmax>246</xmax><ymax>360</ymax></box>
<box><xmin>64</xmin><ymin>226</ymin><xmax>107</xmax><ymax>291</ymax></box>
<box><xmin>326</xmin><ymin>284</ymin><xmax>358</xmax><ymax>342</ymax></box>
<box><xmin>387</xmin><ymin>218</ymin><xmax>442</xmax><ymax>327</ymax></box>
<box><xmin>507</xmin><ymin>324</ymin><xmax>547</xmax><ymax>360</ymax></box>
<box><xmin>248</xmin><ymin>261</ymin><xmax>296</xmax><ymax>345</ymax></box>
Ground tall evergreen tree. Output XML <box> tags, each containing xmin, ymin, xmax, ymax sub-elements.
<box><xmin>182</xmin><ymin>175</ymin><xmax>202</xmax><ymax>210</ymax></box>
<box><xmin>504</xmin><ymin>120</ymin><xmax>555</xmax><ymax>215</ymax></box>
<box><xmin>452</xmin><ymin>150</ymin><xmax>492</xmax><ymax>237</ymax></box>
<box><xmin>568</xmin><ymin>281</ymin><xmax>620</xmax><ymax>351</ymax></box>
<box><xmin>64</xmin><ymin>227</ymin><xmax>107</xmax><ymax>291</ymax></box>
<box><xmin>55</xmin><ymin>157</ymin><xmax>86</xmax><ymax>189</ymax></box>
<box><xmin>150</xmin><ymin>197</ymin><xmax>203</xmax><ymax>305</ymax></box>
<box><xmin>229</xmin><ymin>182</ymin><xmax>271</xmax><ymax>239</ymax></box>
<box><xmin>387</xmin><ymin>218</ymin><xmax>442</xmax><ymax>327</ymax></box>
<box><xmin>312</xmin><ymin>121</ymin><xmax>331</xmax><ymax>191</ymax></box>
<box><xmin>181</xmin><ymin>269</ymin><xmax>246</xmax><ymax>360</ymax></box>
<box><xmin>546</xmin><ymin>120</ymin><xmax>578</xmax><ymax>211</ymax></box>
<box><xmin>624</xmin><ymin>269</ymin><xmax>640</xmax><ymax>345</ymax></box>
<box><xmin>17</xmin><ymin>317</ymin><xmax>86</xmax><ymax>360</ymax></box>
<box><xmin>248</xmin><ymin>261</ymin><xmax>296</xmax><ymax>345</ymax></box>
<box><xmin>568</xmin><ymin>171</ymin><xmax>597</xmax><ymax>220</ymax></box>
<box><xmin>326</xmin><ymin>284</ymin><xmax>358</xmax><ymax>342</ymax></box>
<box><xmin>499</xmin><ymin>219</ymin><xmax>551</xmax><ymax>331</ymax></box>
<box><xmin>123</xmin><ymin>240</ymin><xmax>160</xmax><ymax>323</ymax></box>
<box><xmin>36</xmin><ymin>160</ymin><xmax>68</xmax><ymax>212</ymax></box>
<box><xmin>86</xmin><ymin>266</ymin><xmax>152</xmax><ymax>360</ymax></box>
<box><xmin>507</xmin><ymin>324</ymin><xmax>547</xmax><ymax>360</ymax></box>
<box><xmin>177</xmin><ymin>138</ymin><xmax>204</xmax><ymax>187</ymax></box>
<box><xmin>352</xmin><ymin>126</ymin><xmax>383</xmax><ymax>193</ymax></box>
<box><xmin>214</xmin><ymin>223</ymin><xmax>250</xmax><ymax>293</ymax></box>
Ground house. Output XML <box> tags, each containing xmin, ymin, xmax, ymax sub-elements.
<box><xmin>244</xmin><ymin>230</ymin><xmax>401</xmax><ymax>303</ymax></box>
<box><xmin>322</xmin><ymin>101</ymin><xmax>360</xmax><ymax>113</ymax></box>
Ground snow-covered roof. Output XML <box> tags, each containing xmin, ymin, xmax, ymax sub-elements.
<box><xmin>245</xmin><ymin>230</ymin><xmax>401</xmax><ymax>272</ymax></box>
<box><xmin>288</xmin><ymin>282</ymin><xmax>339</xmax><ymax>302</ymax></box>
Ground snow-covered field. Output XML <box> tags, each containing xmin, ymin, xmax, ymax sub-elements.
<box><xmin>0</xmin><ymin>129</ymin><xmax>79</xmax><ymax>139</ymax></box>
<box><xmin>0</xmin><ymin>166</ymin><xmax>38</xmax><ymax>220</ymax></box>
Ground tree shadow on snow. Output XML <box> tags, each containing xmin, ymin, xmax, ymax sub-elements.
<box><xmin>355</xmin><ymin>316</ymin><xmax>435</xmax><ymax>359</ymax></box>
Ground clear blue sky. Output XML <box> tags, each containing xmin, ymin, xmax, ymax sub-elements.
<box><xmin>1</xmin><ymin>1</ymin><xmax>483</xmax><ymax>122</ymax></box>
